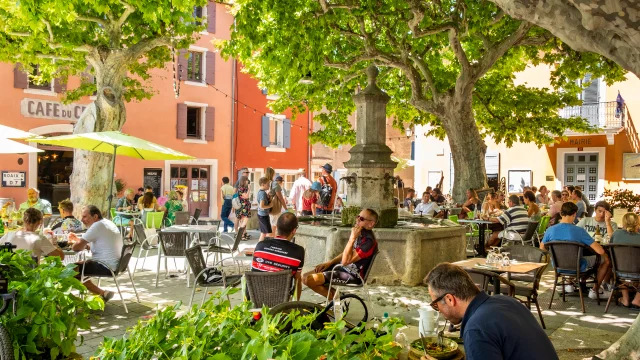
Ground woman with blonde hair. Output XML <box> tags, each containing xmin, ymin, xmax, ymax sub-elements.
<box><xmin>610</xmin><ymin>212</ymin><xmax>640</xmax><ymax>309</ymax></box>
<box><xmin>164</xmin><ymin>190</ymin><xmax>183</xmax><ymax>224</ymax></box>
<box><xmin>265</xmin><ymin>167</ymin><xmax>286</xmax><ymax>233</ymax></box>
<box><xmin>460</xmin><ymin>188</ymin><xmax>479</xmax><ymax>219</ymax></box>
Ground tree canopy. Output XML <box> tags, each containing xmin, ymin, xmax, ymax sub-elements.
<box><xmin>221</xmin><ymin>0</ymin><xmax>626</xmax><ymax>148</ymax></box>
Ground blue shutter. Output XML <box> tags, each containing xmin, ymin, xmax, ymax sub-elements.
<box><xmin>410</xmin><ymin>141</ymin><xmax>415</xmax><ymax>161</ymax></box>
<box><xmin>283</xmin><ymin>118</ymin><xmax>291</xmax><ymax>148</ymax></box>
<box><xmin>261</xmin><ymin>116</ymin><xmax>270</xmax><ymax>147</ymax></box>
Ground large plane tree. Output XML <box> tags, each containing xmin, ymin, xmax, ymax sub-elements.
<box><xmin>0</xmin><ymin>0</ymin><xmax>210</xmax><ymax>211</ymax></box>
<box><xmin>221</xmin><ymin>0</ymin><xmax>625</xmax><ymax>201</ymax></box>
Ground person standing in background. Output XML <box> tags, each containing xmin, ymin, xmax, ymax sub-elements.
<box><xmin>220</xmin><ymin>177</ymin><xmax>235</xmax><ymax>233</ymax></box>
<box><xmin>289</xmin><ymin>170</ymin><xmax>312</xmax><ymax>215</ymax></box>
<box><xmin>316</xmin><ymin>163</ymin><xmax>338</xmax><ymax>215</ymax></box>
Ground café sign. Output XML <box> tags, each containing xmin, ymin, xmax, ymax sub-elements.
<box><xmin>20</xmin><ymin>98</ymin><xmax>88</xmax><ymax>122</ymax></box>
<box><xmin>1</xmin><ymin>171</ymin><xmax>26</xmax><ymax>187</ymax></box>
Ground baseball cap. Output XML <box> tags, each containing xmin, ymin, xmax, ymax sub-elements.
<box><xmin>311</xmin><ymin>181</ymin><xmax>322</xmax><ymax>191</ymax></box>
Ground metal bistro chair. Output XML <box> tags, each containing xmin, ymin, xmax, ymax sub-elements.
<box><xmin>205</xmin><ymin>227</ymin><xmax>245</xmax><ymax>272</ymax></box>
<box><xmin>185</xmin><ymin>245</ymin><xmax>242</xmax><ymax>307</ymax></box>
<box><xmin>500</xmin><ymin>221</ymin><xmax>539</xmax><ymax>247</ymax></box>
<box><xmin>145</xmin><ymin>211</ymin><xmax>165</xmax><ymax>230</ymax></box>
<box><xmin>156</xmin><ymin>231</ymin><xmax>191</xmax><ymax>287</ymax></box>
<box><xmin>80</xmin><ymin>242</ymin><xmax>140</xmax><ymax>313</ymax></box>
<box><xmin>190</xmin><ymin>208</ymin><xmax>202</xmax><ymax>225</ymax></box>
<box><xmin>545</xmin><ymin>241</ymin><xmax>600</xmax><ymax>313</ymax></box>
<box><xmin>173</xmin><ymin>211</ymin><xmax>190</xmax><ymax>226</ymax></box>
<box><xmin>132</xmin><ymin>224</ymin><xmax>159</xmax><ymax>276</ymax></box>
<box><xmin>325</xmin><ymin>251</ymin><xmax>379</xmax><ymax>318</ymax></box>
<box><xmin>464</xmin><ymin>268</ymin><xmax>516</xmax><ymax>297</ymax></box>
<box><xmin>603</xmin><ymin>244</ymin><xmax>640</xmax><ymax>313</ymax></box>
<box><xmin>245</xmin><ymin>270</ymin><xmax>293</xmax><ymax>309</ymax></box>
<box><xmin>501</xmin><ymin>245</ymin><xmax>549</xmax><ymax>328</ymax></box>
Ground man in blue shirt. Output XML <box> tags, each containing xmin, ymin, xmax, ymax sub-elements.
<box><xmin>424</xmin><ymin>263</ymin><xmax>557</xmax><ymax>360</ymax></box>
<box><xmin>541</xmin><ymin>202</ymin><xmax>611</xmax><ymax>299</ymax></box>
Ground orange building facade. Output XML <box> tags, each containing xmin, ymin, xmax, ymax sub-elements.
<box><xmin>0</xmin><ymin>2</ymin><xmax>243</xmax><ymax>218</ymax></box>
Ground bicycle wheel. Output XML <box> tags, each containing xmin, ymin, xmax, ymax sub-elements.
<box><xmin>335</xmin><ymin>293</ymin><xmax>368</xmax><ymax>328</ymax></box>
<box><xmin>269</xmin><ymin>301</ymin><xmax>331</xmax><ymax>331</ymax></box>
<box><xmin>0</xmin><ymin>324</ymin><xmax>14</xmax><ymax>360</ymax></box>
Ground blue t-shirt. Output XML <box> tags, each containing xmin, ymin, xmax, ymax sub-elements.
<box><xmin>542</xmin><ymin>223</ymin><xmax>594</xmax><ymax>271</ymax></box>
<box><xmin>461</xmin><ymin>292</ymin><xmax>558</xmax><ymax>360</ymax></box>
<box><xmin>257</xmin><ymin>190</ymin><xmax>270</xmax><ymax>217</ymax></box>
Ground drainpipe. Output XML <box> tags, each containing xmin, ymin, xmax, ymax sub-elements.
<box><xmin>307</xmin><ymin>108</ymin><xmax>311</xmax><ymax>176</ymax></box>
<box><xmin>230</xmin><ymin>20</ymin><xmax>237</xmax><ymax>183</ymax></box>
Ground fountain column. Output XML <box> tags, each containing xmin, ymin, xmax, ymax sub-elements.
<box><xmin>342</xmin><ymin>66</ymin><xmax>398</xmax><ymax>227</ymax></box>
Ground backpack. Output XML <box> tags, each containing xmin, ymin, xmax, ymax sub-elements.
<box><xmin>318</xmin><ymin>176</ymin><xmax>333</xmax><ymax>207</ymax></box>
<box><xmin>268</xmin><ymin>182</ymin><xmax>282</xmax><ymax>214</ymax></box>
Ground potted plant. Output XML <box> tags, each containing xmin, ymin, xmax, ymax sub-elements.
<box><xmin>0</xmin><ymin>250</ymin><xmax>104</xmax><ymax>359</ymax></box>
<box><xmin>602</xmin><ymin>189</ymin><xmax>640</xmax><ymax>224</ymax></box>
<box><xmin>95</xmin><ymin>288</ymin><xmax>403</xmax><ymax>359</ymax></box>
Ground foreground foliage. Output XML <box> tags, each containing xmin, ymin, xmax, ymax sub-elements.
<box><xmin>0</xmin><ymin>250</ymin><xmax>104</xmax><ymax>360</ymax></box>
<box><xmin>95</xmin><ymin>288</ymin><xmax>403</xmax><ymax>359</ymax></box>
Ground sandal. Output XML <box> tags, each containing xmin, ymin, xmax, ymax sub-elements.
<box><xmin>616</xmin><ymin>298</ymin><xmax>631</xmax><ymax>308</ymax></box>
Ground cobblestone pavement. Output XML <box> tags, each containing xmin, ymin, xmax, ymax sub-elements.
<box><xmin>75</xmin><ymin>230</ymin><xmax>637</xmax><ymax>359</ymax></box>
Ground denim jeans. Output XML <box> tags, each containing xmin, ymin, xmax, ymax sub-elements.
<box><xmin>221</xmin><ymin>199</ymin><xmax>234</xmax><ymax>232</ymax></box>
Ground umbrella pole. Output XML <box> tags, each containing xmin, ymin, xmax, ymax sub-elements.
<box><xmin>106</xmin><ymin>145</ymin><xmax>118</xmax><ymax>218</ymax></box>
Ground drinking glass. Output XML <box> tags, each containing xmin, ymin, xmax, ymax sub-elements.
<box><xmin>501</xmin><ymin>252</ymin><xmax>510</xmax><ymax>266</ymax></box>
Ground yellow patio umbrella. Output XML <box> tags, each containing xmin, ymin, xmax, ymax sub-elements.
<box><xmin>0</xmin><ymin>138</ymin><xmax>43</xmax><ymax>153</ymax></box>
<box><xmin>34</xmin><ymin>131</ymin><xmax>195</xmax><ymax>213</ymax></box>
<box><xmin>0</xmin><ymin>124</ymin><xmax>42</xmax><ymax>139</ymax></box>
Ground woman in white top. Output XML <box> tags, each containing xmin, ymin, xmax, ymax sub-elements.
<box><xmin>0</xmin><ymin>208</ymin><xmax>63</xmax><ymax>260</ymax></box>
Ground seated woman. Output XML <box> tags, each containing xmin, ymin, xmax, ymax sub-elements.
<box><xmin>523</xmin><ymin>190</ymin><xmax>541</xmax><ymax>222</ymax></box>
<box><xmin>139</xmin><ymin>192</ymin><xmax>163</xmax><ymax>226</ymax></box>
<box><xmin>459</xmin><ymin>188</ymin><xmax>479</xmax><ymax>219</ymax></box>
<box><xmin>164</xmin><ymin>191</ymin><xmax>184</xmax><ymax>224</ymax></box>
<box><xmin>0</xmin><ymin>208</ymin><xmax>64</xmax><ymax>261</ymax></box>
<box><xmin>610</xmin><ymin>213</ymin><xmax>640</xmax><ymax>309</ymax></box>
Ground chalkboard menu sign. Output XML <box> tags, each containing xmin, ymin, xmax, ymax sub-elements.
<box><xmin>143</xmin><ymin>168</ymin><xmax>162</xmax><ymax>197</ymax></box>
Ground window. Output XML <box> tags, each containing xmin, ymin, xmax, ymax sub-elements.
<box><xmin>261</xmin><ymin>115</ymin><xmax>291</xmax><ymax>149</ymax></box>
<box><xmin>187</xmin><ymin>51</ymin><xmax>203</xmax><ymax>82</ymax></box>
<box><xmin>269</xmin><ymin>118</ymin><xmax>281</xmax><ymax>146</ymax></box>
<box><xmin>193</xmin><ymin>6</ymin><xmax>203</xmax><ymax>25</ymax></box>
<box><xmin>186</xmin><ymin>107</ymin><xmax>201</xmax><ymax>138</ymax></box>
<box><xmin>28</xmin><ymin>65</ymin><xmax>52</xmax><ymax>91</ymax></box>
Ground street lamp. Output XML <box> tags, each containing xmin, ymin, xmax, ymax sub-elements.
<box><xmin>405</xmin><ymin>126</ymin><xmax>413</xmax><ymax>138</ymax></box>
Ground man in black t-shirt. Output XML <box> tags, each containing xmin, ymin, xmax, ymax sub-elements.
<box><xmin>303</xmin><ymin>208</ymin><xmax>378</xmax><ymax>298</ymax></box>
<box><xmin>251</xmin><ymin>212</ymin><xmax>305</xmax><ymax>300</ymax></box>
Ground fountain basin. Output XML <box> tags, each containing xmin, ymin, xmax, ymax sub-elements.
<box><xmin>295</xmin><ymin>220</ymin><xmax>467</xmax><ymax>286</ymax></box>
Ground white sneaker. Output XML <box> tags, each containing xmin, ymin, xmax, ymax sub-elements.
<box><xmin>563</xmin><ymin>285</ymin><xmax>574</xmax><ymax>294</ymax></box>
<box><xmin>588</xmin><ymin>288</ymin><xmax>611</xmax><ymax>300</ymax></box>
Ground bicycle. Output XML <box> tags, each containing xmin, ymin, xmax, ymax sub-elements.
<box><xmin>0</xmin><ymin>242</ymin><xmax>17</xmax><ymax>360</ymax></box>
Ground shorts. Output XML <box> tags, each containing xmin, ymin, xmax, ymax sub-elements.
<box><xmin>269</xmin><ymin>212</ymin><xmax>282</xmax><ymax>226</ymax></box>
<box><xmin>584</xmin><ymin>255</ymin><xmax>598</xmax><ymax>269</ymax></box>
<box><xmin>258</xmin><ymin>215</ymin><xmax>272</xmax><ymax>234</ymax></box>
<box><xmin>322</xmin><ymin>265</ymin><xmax>363</xmax><ymax>286</ymax></box>
<box><xmin>76</xmin><ymin>261</ymin><xmax>113</xmax><ymax>277</ymax></box>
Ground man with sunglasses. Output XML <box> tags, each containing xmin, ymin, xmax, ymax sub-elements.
<box><xmin>303</xmin><ymin>209</ymin><xmax>378</xmax><ymax>298</ymax></box>
<box><xmin>424</xmin><ymin>263</ymin><xmax>557</xmax><ymax>360</ymax></box>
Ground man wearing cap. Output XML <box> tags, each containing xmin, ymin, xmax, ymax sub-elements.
<box><xmin>316</xmin><ymin>163</ymin><xmax>338</xmax><ymax>215</ymax></box>
<box><xmin>289</xmin><ymin>170</ymin><xmax>312</xmax><ymax>216</ymax></box>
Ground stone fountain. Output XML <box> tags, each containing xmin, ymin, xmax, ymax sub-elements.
<box><xmin>295</xmin><ymin>66</ymin><xmax>466</xmax><ymax>286</ymax></box>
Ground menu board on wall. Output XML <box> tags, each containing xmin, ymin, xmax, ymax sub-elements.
<box><xmin>143</xmin><ymin>169</ymin><xmax>162</xmax><ymax>197</ymax></box>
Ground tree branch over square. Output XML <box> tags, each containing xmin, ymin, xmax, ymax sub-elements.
<box><xmin>220</xmin><ymin>0</ymin><xmax>625</xmax><ymax>200</ymax></box>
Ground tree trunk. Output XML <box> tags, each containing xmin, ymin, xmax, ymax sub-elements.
<box><xmin>70</xmin><ymin>55</ymin><xmax>127</xmax><ymax>216</ymax></box>
<box><xmin>588</xmin><ymin>313</ymin><xmax>640</xmax><ymax>360</ymax></box>
<box><xmin>441</xmin><ymin>96</ymin><xmax>488</xmax><ymax>203</ymax></box>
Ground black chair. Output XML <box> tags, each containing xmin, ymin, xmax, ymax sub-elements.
<box><xmin>190</xmin><ymin>208</ymin><xmax>202</xmax><ymax>225</ymax></box>
<box><xmin>464</xmin><ymin>268</ymin><xmax>515</xmax><ymax>297</ymax></box>
<box><xmin>155</xmin><ymin>231</ymin><xmax>191</xmax><ymax>287</ymax></box>
<box><xmin>500</xmin><ymin>221</ymin><xmax>539</xmax><ymax>246</ymax></box>
<box><xmin>173</xmin><ymin>211</ymin><xmax>190</xmax><ymax>225</ymax></box>
<box><xmin>502</xmin><ymin>245</ymin><xmax>549</xmax><ymax>328</ymax></box>
<box><xmin>545</xmin><ymin>241</ymin><xmax>600</xmax><ymax>313</ymax></box>
<box><xmin>325</xmin><ymin>251</ymin><xmax>379</xmax><ymax>318</ymax></box>
<box><xmin>603</xmin><ymin>244</ymin><xmax>640</xmax><ymax>313</ymax></box>
<box><xmin>184</xmin><ymin>245</ymin><xmax>242</xmax><ymax>307</ymax></box>
<box><xmin>205</xmin><ymin>227</ymin><xmax>245</xmax><ymax>272</ymax></box>
<box><xmin>80</xmin><ymin>243</ymin><xmax>140</xmax><ymax>313</ymax></box>
<box><xmin>245</xmin><ymin>270</ymin><xmax>293</xmax><ymax>308</ymax></box>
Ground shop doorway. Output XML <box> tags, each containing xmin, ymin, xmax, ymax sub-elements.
<box><xmin>564</xmin><ymin>153</ymin><xmax>599</xmax><ymax>202</ymax></box>
<box><xmin>170</xmin><ymin>165</ymin><xmax>210</xmax><ymax>217</ymax></box>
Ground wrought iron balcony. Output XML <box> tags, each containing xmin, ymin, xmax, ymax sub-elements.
<box><xmin>559</xmin><ymin>101</ymin><xmax>625</xmax><ymax>129</ymax></box>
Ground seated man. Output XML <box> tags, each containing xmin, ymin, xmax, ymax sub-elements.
<box><xmin>303</xmin><ymin>209</ymin><xmax>378</xmax><ymax>298</ymax></box>
<box><xmin>18</xmin><ymin>188</ymin><xmax>52</xmax><ymax>217</ymax></box>
<box><xmin>414</xmin><ymin>191</ymin><xmax>442</xmax><ymax>217</ymax></box>
<box><xmin>577</xmin><ymin>200</ymin><xmax>617</xmax><ymax>238</ymax></box>
<box><xmin>541</xmin><ymin>202</ymin><xmax>611</xmax><ymax>299</ymax></box>
<box><xmin>68</xmin><ymin>205</ymin><xmax>123</xmax><ymax>302</ymax></box>
<box><xmin>251</xmin><ymin>212</ymin><xmax>305</xmax><ymax>300</ymax></box>
<box><xmin>547</xmin><ymin>190</ymin><xmax>564</xmax><ymax>219</ymax></box>
<box><xmin>572</xmin><ymin>189</ymin><xmax>587</xmax><ymax>222</ymax></box>
<box><xmin>49</xmin><ymin>199</ymin><xmax>82</xmax><ymax>234</ymax></box>
<box><xmin>486</xmin><ymin>195</ymin><xmax>529</xmax><ymax>248</ymax></box>
<box><xmin>430</xmin><ymin>188</ymin><xmax>446</xmax><ymax>204</ymax></box>
<box><xmin>0</xmin><ymin>208</ymin><xmax>64</xmax><ymax>260</ymax></box>
<box><xmin>425</xmin><ymin>263</ymin><xmax>558</xmax><ymax>360</ymax></box>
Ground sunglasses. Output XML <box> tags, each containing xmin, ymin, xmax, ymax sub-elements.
<box><xmin>430</xmin><ymin>292</ymin><xmax>452</xmax><ymax>311</ymax></box>
<box><xmin>357</xmin><ymin>215</ymin><xmax>373</xmax><ymax>222</ymax></box>
<box><xmin>561</xmin><ymin>193</ymin><xmax>569</xmax><ymax>196</ymax></box>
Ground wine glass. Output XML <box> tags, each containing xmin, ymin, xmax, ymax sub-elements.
<box><xmin>501</xmin><ymin>252</ymin><xmax>510</xmax><ymax>266</ymax></box>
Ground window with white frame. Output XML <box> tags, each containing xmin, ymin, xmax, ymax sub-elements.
<box><xmin>269</xmin><ymin>118</ymin><xmax>282</xmax><ymax>146</ymax></box>
<box><xmin>28</xmin><ymin>65</ymin><xmax>52</xmax><ymax>91</ymax></box>
<box><xmin>261</xmin><ymin>114</ymin><xmax>291</xmax><ymax>149</ymax></box>
<box><xmin>186</xmin><ymin>107</ymin><xmax>202</xmax><ymax>138</ymax></box>
<box><xmin>187</xmin><ymin>51</ymin><xmax>204</xmax><ymax>82</ymax></box>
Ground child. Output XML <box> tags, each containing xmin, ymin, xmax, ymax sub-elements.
<box><xmin>257</xmin><ymin>177</ymin><xmax>274</xmax><ymax>241</ymax></box>
<box><xmin>301</xmin><ymin>181</ymin><xmax>322</xmax><ymax>216</ymax></box>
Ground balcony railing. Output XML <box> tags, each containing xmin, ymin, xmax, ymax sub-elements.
<box><xmin>559</xmin><ymin>101</ymin><xmax>625</xmax><ymax>129</ymax></box>
<box><xmin>624</xmin><ymin>104</ymin><xmax>640</xmax><ymax>153</ymax></box>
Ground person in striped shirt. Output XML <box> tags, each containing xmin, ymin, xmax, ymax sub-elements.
<box><xmin>486</xmin><ymin>195</ymin><xmax>530</xmax><ymax>248</ymax></box>
<box><xmin>250</xmin><ymin>212</ymin><xmax>305</xmax><ymax>300</ymax></box>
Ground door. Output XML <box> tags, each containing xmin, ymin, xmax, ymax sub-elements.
<box><xmin>170</xmin><ymin>165</ymin><xmax>210</xmax><ymax>217</ymax></box>
<box><xmin>564</xmin><ymin>153</ymin><xmax>599</xmax><ymax>203</ymax></box>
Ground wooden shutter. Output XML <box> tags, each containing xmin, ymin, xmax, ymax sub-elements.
<box><xmin>283</xmin><ymin>118</ymin><xmax>291</xmax><ymax>149</ymax></box>
<box><xmin>178</xmin><ymin>50</ymin><xmax>189</xmax><ymax>81</ymax></box>
<box><xmin>261</xmin><ymin>116</ymin><xmax>270</xmax><ymax>147</ymax></box>
<box><xmin>207</xmin><ymin>1</ymin><xmax>216</xmax><ymax>33</ymax></box>
<box><xmin>13</xmin><ymin>64</ymin><xmax>28</xmax><ymax>89</ymax></box>
<box><xmin>206</xmin><ymin>51</ymin><xmax>215</xmax><ymax>86</ymax></box>
<box><xmin>204</xmin><ymin>107</ymin><xmax>215</xmax><ymax>141</ymax></box>
<box><xmin>53</xmin><ymin>79</ymin><xmax>67</xmax><ymax>93</ymax></box>
<box><xmin>177</xmin><ymin>103</ymin><xmax>188</xmax><ymax>139</ymax></box>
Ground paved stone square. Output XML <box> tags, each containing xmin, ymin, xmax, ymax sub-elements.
<box><xmin>75</xmin><ymin>230</ymin><xmax>637</xmax><ymax>359</ymax></box>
